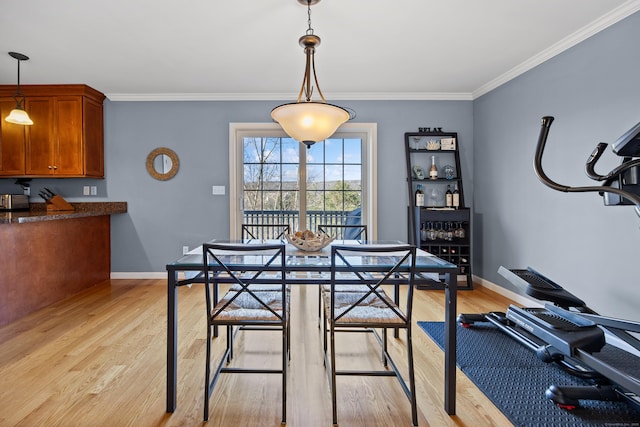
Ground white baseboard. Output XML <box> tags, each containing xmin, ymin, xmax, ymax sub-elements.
<box><xmin>472</xmin><ymin>274</ymin><xmax>542</xmax><ymax>307</ymax></box>
<box><xmin>110</xmin><ymin>272</ymin><xmax>169</xmax><ymax>279</ymax></box>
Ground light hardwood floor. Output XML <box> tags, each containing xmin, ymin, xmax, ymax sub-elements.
<box><xmin>0</xmin><ymin>279</ymin><xmax>516</xmax><ymax>427</ymax></box>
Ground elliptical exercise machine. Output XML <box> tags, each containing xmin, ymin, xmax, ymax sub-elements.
<box><xmin>458</xmin><ymin>266</ymin><xmax>640</xmax><ymax>410</ymax></box>
<box><xmin>458</xmin><ymin>117</ymin><xmax>640</xmax><ymax>410</ymax></box>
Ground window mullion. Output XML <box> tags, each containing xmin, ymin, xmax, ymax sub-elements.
<box><xmin>299</xmin><ymin>148</ymin><xmax>307</xmax><ymax>230</ymax></box>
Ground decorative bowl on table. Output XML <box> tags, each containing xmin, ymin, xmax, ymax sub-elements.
<box><xmin>285</xmin><ymin>230</ymin><xmax>335</xmax><ymax>252</ymax></box>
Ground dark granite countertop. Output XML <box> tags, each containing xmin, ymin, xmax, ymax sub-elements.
<box><xmin>0</xmin><ymin>202</ymin><xmax>127</xmax><ymax>224</ymax></box>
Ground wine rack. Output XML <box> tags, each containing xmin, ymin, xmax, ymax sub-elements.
<box><xmin>405</xmin><ymin>129</ymin><xmax>472</xmax><ymax>289</ymax></box>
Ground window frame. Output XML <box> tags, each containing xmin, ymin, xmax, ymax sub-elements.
<box><xmin>229</xmin><ymin>122</ymin><xmax>377</xmax><ymax>239</ymax></box>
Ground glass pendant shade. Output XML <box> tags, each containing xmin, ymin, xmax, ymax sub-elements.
<box><xmin>5</xmin><ymin>108</ymin><xmax>33</xmax><ymax>125</ymax></box>
<box><xmin>271</xmin><ymin>101</ymin><xmax>350</xmax><ymax>147</ymax></box>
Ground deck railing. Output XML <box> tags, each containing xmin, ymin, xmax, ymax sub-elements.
<box><xmin>242</xmin><ymin>210</ymin><xmax>360</xmax><ymax>238</ymax></box>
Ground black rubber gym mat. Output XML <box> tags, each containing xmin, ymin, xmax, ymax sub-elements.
<box><xmin>418</xmin><ymin>321</ymin><xmax>640</xmax><ymax>426</ymax></box>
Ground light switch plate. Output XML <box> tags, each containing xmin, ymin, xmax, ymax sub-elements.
<box><xmin>212</xmin><ymin>185</ymin><xmax>225</xmax><ymax>195</ymax></box>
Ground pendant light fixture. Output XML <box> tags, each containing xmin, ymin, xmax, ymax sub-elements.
<box><xmin>271</xmin><ymin>0</ymin><xmax>353</xmax><ymax>148</ymax></box>
<box><xmin>5</xmin><ymin>52</ymin><xmax>33</xmax><ymax>126</ymax></box>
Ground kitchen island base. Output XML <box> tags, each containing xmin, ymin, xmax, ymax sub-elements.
<box><xmin>0</xmin><ymin>211</ymin><xmax>121</xmax><ymax>327</ymax></box>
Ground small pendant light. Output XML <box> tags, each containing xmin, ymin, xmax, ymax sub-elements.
<box><xmin>5</xmin><ymin>52</ymin><xmax>34</xmax><ymax>126</ymax></box>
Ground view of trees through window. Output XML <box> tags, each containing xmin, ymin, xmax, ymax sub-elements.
<box><xmin>243</xmin><ymin>136</ymin><xmax>363</xmax><ymax>231</ymax></box>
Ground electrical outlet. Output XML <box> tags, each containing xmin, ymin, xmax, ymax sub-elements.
<box><xmin>90</xmin><ymin>186</ymin><xmax>97</xmax><ymax>196</ymax></box>
<box><xmin>83</xmin><ymin>186</ymin><xmax>90</xmax><ymax>196</ymax></box>
<box><xmin>182</xmin><ymin>246</ymin><xmax>189</xmax><ymax>255</ymax></box>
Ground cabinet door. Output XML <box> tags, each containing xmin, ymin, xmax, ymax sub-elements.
<box><xmin>0</xmin><ymin>98</ymin><xmax>27</xmax><ymax>176</ymax></box>
<box><xmin>82</xmin><ymin>97</ymin><xmax>104</xmax><ymax>177</ymax></box>
<box><xmin>25</xmin><ymin>97</ymin><xmax>55</xmax><ymax>175</ymax></box>
<box><xmin>55</xmin><ymin>96</ymin><xmax>84</xmax><ymax>175</ymax></box>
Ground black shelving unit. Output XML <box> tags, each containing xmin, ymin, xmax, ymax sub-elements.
<box><xmin>405</xmin><ymin>130</ymin><xmax>472</xmax><ymax>289</ymax></box>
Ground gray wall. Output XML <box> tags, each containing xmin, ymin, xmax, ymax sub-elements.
<box><xmin>1</xmin><ymin>100</ymin><xmax>473</xmax><ymax>273</ymax></box>
<box><xmin>473</xmin><ymin>11</ymin><xmax>640</xmax><ymax>321</ymax></box>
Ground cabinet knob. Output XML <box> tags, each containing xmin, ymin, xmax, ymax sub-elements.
<box><xmin>53</xmin><ymin>166</ymin><xmax>58</xmax><ymax>170</ymax></box>
<box><xmin>48</xmin><ymin>166</ymin><xmax>52</xmax><ymax>169</ymax></box>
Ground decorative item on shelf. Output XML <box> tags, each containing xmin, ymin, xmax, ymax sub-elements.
<box><xmin>413</xmin><ymin>165</ymin><xmax>425</xmax><ymax>180</ymax></box>
<box><xmin>270</xmin><ymin>0</ymin><xmax>354</xmax><ymax>149</ymax></box>
<box><xmin>453</xmin><ymin>183</ymin><xmax>460</xmax><ymax>208</ymax></box>
<box><xmin>39</xmin><ymin>188</ymin><xmax>74</xmax><ymax>211</ymax></box>
<box><xmin>420</xmin><ymin>223</ymin><xmax>428</xmax><ymax>241</ymax></box>
<box><xmin>415</xmin><ymin>184</ymin><xmax>424</xmax><ymax>206</ymax></box>
<box><xmin>418</xmin><ymin>127</ymin><xmax>431</xmax><ymax>132</ymax></box>
<box><xmin>427</xmin><ymin>222</ymin><xmax>437</xmax><ymax>240</ymax></box>
<box><xmin>285</xmin><ymin>229</ymin><xmax>334</xmax><ymax>252</ymax></box>
<box><xmin>426</xmin><ymin>139</ymin><xmax>440</xmax><ymax>150</ymax></box>
<box><xmin>429</xmin><ymin>155</ymin><xmax>438</xmax><ymax>179</ymax></box>
<box><xmin>411</xmin><ymin>136</ymin><xmax>422</xmax><ymax>150</ymax></box>
<box><xmin>445</xmin><ymin>221</ymin><xmax>454</xmax><ymax>240</ymax></box>
<box><xmin>440</xmin><ymin>137</ymin><xmax>456</xmax><ymax>150</ymax></box>
<box><xmin>427</xmin><ymin>188</ymin><xmax>442</xmax><ymax>207</ymax></box>
<box><xmin>443</xmin><ymin>164</ymin><xmax>455</xmax><ymax>179</ymax></box>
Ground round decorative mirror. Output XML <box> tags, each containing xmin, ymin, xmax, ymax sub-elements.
<box><xmin>146</xmin><ymin>147</ymin><xmax>179</xmax><ymax>181</ymax></box>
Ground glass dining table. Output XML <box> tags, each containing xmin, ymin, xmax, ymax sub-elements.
<box><xmin>165</xmin><ymin>239</ymin><xmax>458</xmax><ymax>416</ymax></box>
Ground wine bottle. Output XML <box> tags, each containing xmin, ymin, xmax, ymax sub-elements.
<box><xmin>453</xmin><ymin>183</ymin><xmax>460</xmax><ymax>208</ymax></box>
<box><xmin>415</xmin><ymin>184</ymin><xmax>424</xmax><ymax>207</ymax></box>
<box><xmin>445</xmin><ymin>185</ymin><xmax>453</xmax><ymax>207</ymax></box>
<box><xmin>429</xmin><ymin>155</ymin><xmax>438</xmax><ymax>179</ymax></box>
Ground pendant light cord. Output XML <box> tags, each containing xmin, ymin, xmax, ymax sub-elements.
<box><xmin>296</xmin><ymin>0</ymin><xmax>327</xmax><ymax>104</ymax></box>
<box><xmin>15</xmin><ymin>59</ymin><xmax>24</xmax><ymax>108</ymax></box>
<box><xmin>306</xmin><ymin>0</ymin><xmax>314</xmax><ymax>36</ymax></box>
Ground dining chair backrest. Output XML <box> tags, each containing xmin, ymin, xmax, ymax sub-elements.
<box><xmin>202</xmin><ymin>242</ymin><xmax>287</xmax><ymax>324</ymax></box>
<box><xmin>318</xmin><ymin>224</ymin><xmax>368</xmax><ymax>241</ymax></box>
<box><xmin>329</xmin><ymin>243</ymin><xmax>416</xmax><ymax>325</ymax></box>
<box><xmin>241</xmin><ymin>223</ymin><xmax>290</xmax><ymax>240</ymax></box>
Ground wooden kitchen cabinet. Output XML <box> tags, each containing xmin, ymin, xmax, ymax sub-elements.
<box><xmin>0</xmin><ymin>98</ymin><xmax>27</xmax><ymax>175</ymax></box>
<box><xmin>0</xmin><ymin>84</ymin><xmax>105</xmax><ymax>178</ymax></box>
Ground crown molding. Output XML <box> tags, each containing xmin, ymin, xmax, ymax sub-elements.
<box><xmin>105</xmin><ymin>92</ymin><xmax>473</xmax><ymax>102</ymax></box>
<box><xmin>473</xmin><ymin>0</ymin><xmax>640</xmax><ymax>99</ymax></box>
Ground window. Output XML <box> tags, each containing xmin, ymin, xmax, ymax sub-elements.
<box><xmin>229</xmin><ymin>123</ymin><xmax>377</xmax><ymax>239</ymax></box>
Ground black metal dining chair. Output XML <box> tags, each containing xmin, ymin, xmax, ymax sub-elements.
<box><xmin>317</xmin><ymin>224</ymin><xmax>367</xmax><ymax>241</ymax></box>
<box><xmin>241</xmin><ymin>223</ymin><xmax>290</xmax><ymax>240</ymax></box>
<box><xmin>202</xmin><ymin>242</ymin><xmax>289</xmax><ymax>423</ymax></box>
<box><xmin>322</xmin><ymin>243</ymin><xmax>418</xmax><ymax>426</ymax></box>
<box><xmin>316</xmin><ymin>224</ymin><xmax>369</xmax><ymax>321</ymax></box>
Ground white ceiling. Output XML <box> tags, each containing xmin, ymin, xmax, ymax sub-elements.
<box><xmin>1</xmin><ymin>0</ymin><xmax>639</xmax><ymax>101</ymax></box>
